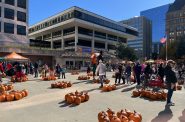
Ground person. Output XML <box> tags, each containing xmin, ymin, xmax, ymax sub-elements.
<box><xmin>87</xmin><ymin>65</ymin><xmax>91</xmax><ymax>74</ymax></box>
<box><xmin>144</xmin><ymin>64</ymin><xmax>152</xmax><ymax>87</ymax></box>
<box><xmin>61</xmin><ymin>66</ymin><xmax>66</xmax><ymax>79</ymax></box>
<box><xmin>125</xmin><ymin>63</ymin><xmax>132</xmax><ymax>84</ymax></box>
<box><xmin>115</xmin><ymin>64</ymin><xmax>123</xmax><ymax>84</ymax></box>
<box><xmin>49</xmin><ymin>67</ymin><xmax>55</xmax><ymax>78</ymax></box>
<box><xmin>135</xmin><ymin>62</ymin><xmax>142</xmax><ymax>85</ymax></box>
<box><xmin>96</xmin><ymin>60</ymin><xmax>106</xmax><ymax>88</ymax></box>
<box><xmin>158</xmin><ymin>63</ymin><xmax>165</xmax><ymax>82</ymax></box>
<box><xmin>97</xmin><ymin>50</ymin><xmax>104</xmax><ymax>63</ymax></box>
<box><xmin>34</xmin><ymin>62</ymin><xmax>39</xmax><ymax>78</ymax></box>
<box><xmin>56</xmin><ymin>64</ymin><xmax>61</xmax><ymax>79</ymax></box>
<box><xmin>0</xmin><ymin>62</ymin><xmax>4</xmax><ymax>83</ymax></box>
<box><xmin>44</xmin><ymin>64</ymin><xmax>49</xmax><ymax>77</ymax></box>
<box><xmin>164</xmin><ymin>62</ymin><xmax>177</xmax><ymax>106</ymax></box>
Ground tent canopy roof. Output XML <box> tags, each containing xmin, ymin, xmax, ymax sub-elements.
<box><xmin>4</xmin><ymin>52</ymin><xmax>29</xmax><ymax>61</ymax></box>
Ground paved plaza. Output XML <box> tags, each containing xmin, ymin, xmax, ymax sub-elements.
<box><xmin>0</xmin><ymin>72</ymin><xmax>185</xmax><ymax>122</ymax></box>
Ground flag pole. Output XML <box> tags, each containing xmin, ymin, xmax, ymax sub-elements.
<box><xmin>166</xmin><ymin>38</ymin><xmax>168</xmax><ymax>61</ymax></box>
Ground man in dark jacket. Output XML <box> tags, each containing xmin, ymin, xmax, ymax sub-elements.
<box><xmin>164</xmin><ymin>63</ymin><xmax>177</xmax><ymax>106</ymax></box>
<box><xmin>158</xmin><ymin>63</ymin><xmax>165</xmax><ymax>82</ymax></box>
<box><xmin>34</xmin><ymin>62</ymin><xmax>39</xmax><ymax>78</ymax></box>
<box><xmin>135</xmin><ymin>62</ymin><xmax>142</xmax><ymax>85</ymax></box>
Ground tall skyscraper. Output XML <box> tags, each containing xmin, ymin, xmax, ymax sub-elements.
<box><xmin>166</xmin><ymin>0</ymin><xmax>185</xmax><ymax>43</ymax></box>
<box><xmin>141</xmin><ymin>4</ymin><xmax>170</xmax><ymax>43</ymax></box>
<box><xmin>0</xmin><ymin>0</ymin><xmax>29</xmax><ymax>46</ymax></box>
<box><xmin>120</xmin><ymin>16</ymin><xmax>152</xmax><ymax>59</ymax></box>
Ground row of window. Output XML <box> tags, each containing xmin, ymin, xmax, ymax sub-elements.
<box><xmin>0</xmin><ymin>0</ymin><xmax>27</xmax><ymax>9</ymax></box>
<box><xmin>35</xmin><ymin>26</ymin><xmax>126</xmax><ymax>42</ymax></box>
<box><xmin>0</xmin><ymin>22</ymin><xmax>26</xmax><ymax>35</ymax></box>
<box><xmin>167</xmin><ymin>11</ymin><xmax>185</xmax><ymax>19</ymax></box>
<box><xmin>29</xmin><ymin>10</ymin><xmax>138</xmax><ymax>37</ymax></box>
<box><xmin>0</xmin><ymin>7</ymin><xmax>26</xmax><ymax>22</ymax></box>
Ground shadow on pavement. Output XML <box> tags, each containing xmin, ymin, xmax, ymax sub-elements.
<box><xmin>58</xmin><ymin>100</ymin><xmax>70</xmax><ymax>107</ymax></box>
<box><xmin>73</xmin><ymin>80</ymin><xmax>91</xmax><ymax>85</ymax></box>
<box><xmin>121</xmin><ymin>86</ymin><xmax>136</xmax><ymax>92</ymax></box>
<box><xmin>179</xmin><ymin>109</ymin><xmax>185</xmax><ymax>122</ymax></box>
<box><xmin>151</xmin><ymin>106</ymin><xmax>173</xmax><ymax>122</ymax></box>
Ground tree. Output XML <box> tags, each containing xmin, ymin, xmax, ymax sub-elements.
<box><xmin>115</xmin><ymin>43</ymin><xmax>137</xmax><ymax>61</ymax></box>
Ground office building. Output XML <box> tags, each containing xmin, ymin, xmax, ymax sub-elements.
<box><xmin>166</xmin><ymin>0</ymin><xmax>185</xmax><ymax>43</ymax></box>
<box><xmin>0</xmin><ymin>0</ymin><xmax>28</xmax><ymax>46</ymax></box>
<box><xmin>28</xmin><ymin>6</ymin><xmax>138</xmax><ymax>67</ymax></box>
<box><xmin>120</xmin><ymin>16</ymin><xmax>152</xmax><ymax>59</ymax></box>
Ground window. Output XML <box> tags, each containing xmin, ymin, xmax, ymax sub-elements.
<box><xmin>5</xmin><ymin>0</ymin><xmax>14</xmax><ymax>6</ymax></box>
<box><xmin>17</xmin><ymin>0</ymin><xmax>26</xmax><ymax>9</ymax></box>
<box><xmin>17</xmin><ymin>25</ymin><xmax>26</xmax><ymax>35</ymax></box>
<box><xmin>17</xmin><ymin>11</ymin><xmax>26</xmax><ymax>22</ymax></box>
<box><xmin>4</xmin><ymin>23</ymin><xmax>14</xmax><ymax>34</ymax></box>
<box><xmin>4</xmin><ymin>8</ymin><xmax>14</xmax><ymax>20</ymax></box>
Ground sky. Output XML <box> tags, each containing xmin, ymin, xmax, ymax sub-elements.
<box><xmin>29</xmin><ymin>0</ymin><xmax>175</xmax><ymax>26</ymax></box>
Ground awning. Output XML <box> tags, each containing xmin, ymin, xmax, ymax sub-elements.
<box><xmin>4</xmin><ymin>52</ymin><xmax>29</xmax><ymax>61</ymax></box>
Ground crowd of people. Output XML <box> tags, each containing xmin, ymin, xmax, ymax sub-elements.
<box><xmin>0</xmin><ymin>61</ymin><xmax>67</xmax><ymax>83</ymax></box>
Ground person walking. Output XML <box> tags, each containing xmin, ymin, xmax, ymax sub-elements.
<box><xmin>0</xmin><ymin>62</ymin><xmax>4</xmax><ymax>83</ymax></box>
<box><xmin>115</xmin><ymin>64</ymin><xmax>123</xmax><ymax>84</ymax></box>
<box><xmin>44</xmin><ymin>64</ymin><xmax>49</xmax><ymax>77</ymax></box>
<box><xmin>135</xmin><ymin>62</ymin><xmax>142</xmax><ymax>86</ymax></box>
<box><xmin>61</xmin><ymin>66</ymin><xmax>66</xmax><ymax>79</ymax></box>
<box><xmin>125</xmin><ymin>63</ymin><xmax>132</xmax><ymax>84</ymax></box>
<box><xmin>56</xmin><ymin>64</ymin><xmax>61</xmax><ymax>79</ymax></box>
<box><xmin>165</xmin><ymin>62</ymin><xmax>177</xmax><ymax>106</ymax></box>
<box><xmin>96</xmin><ymin>60</ymin><xmax>106</xmax><ymax>88</ymax></box>
<box><xmin>34</xmin><ymin>62</ymin><xmax>39</xmax><ymax>78</ymax></box>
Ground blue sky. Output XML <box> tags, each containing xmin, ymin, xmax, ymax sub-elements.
<box><xmin>29</xmin><ymin>0</ymin><xmax>175</xmax><ymax>26</ymax></box>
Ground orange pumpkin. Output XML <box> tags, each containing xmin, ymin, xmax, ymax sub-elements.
<box><xmin>22</xmin><ymin>89</ymin><xmax>28</xmax><ymax>97</ymax></box>
<box><xmin>14</xmin><ymin>93</ymin><xmax>23</xmax><ymax>100</ymax></box>
<box><xmin>21</xmin><ymin>91</ymin><xmax>26</xmax><ymax>98</ymax></box>
<box><xmin>6</xmin><ymin>94</ymin><xmax>15</xmax><ymax>101</ymax></box>
<box><xmin>112</xmin><ymin>85</ymin><xmax>116</xmax><ymax>90</ymax></box>
<box><xmin>66</xmin><ymin>95</ymin><xmax>74</xmax><ymax>104</ymax></box>
<box><xmin>129</xmin><ymin>112</ymin><xmax>142</xmax><ymax>122</ymax></box>
<box><xmin>80</xmin><ymin>94</ymin><xmax>85</xmax><ymax>102</ymax></box>
<box><xmin>0</xmin><ymin>94</ymin><xmax>6</xmax><ymax>102</ymax></box>
<box><xmin>110</xmin><ymin>115</ymin><xmax>121</xmax><ymax>122</ymax></box>
<box><xmin>74</xmin><ymin>97</ymin><xmax>81</xmax><ymax>105</ymax></box>
<box><xmin>119</xmin><ymin>115</ymin><xmax>129</xmax><ymax>122</ymax></box>
<box><xmin>107</xmin><ymin>108</ymin><xmax>115</xmax><ymax>120</ymax></box>
<box><xmin>132</xmin><ymin>90</ymin><xmax>140</xmax><ymax>97</ymax></box>
<box><xmin>84</xmin><ymin>93</ymin><xmax>89</xmax><ymax>101</ymax></box>
<box><xmin>67</xmin><ymin>82</ymin><xmax>72</xmax><ymax>87</ymax></box>
<box><xmin>0</xmin><ymin>86</ymin><xmax>5</xmax><ymax>92</ymax></box>
<box><xmin>7</xmin><ymin>84</ymin><xmax>13</xmax><ymax>91</ymax></box>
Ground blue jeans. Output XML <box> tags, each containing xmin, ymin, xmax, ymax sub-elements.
<box><xmin>99</xmin><ymin>75</ymin><xmax>105</xmax><ymax>87</ymax></box>
<box><xmin>167</xmin><ymin>84</ymin><xmax>174</xmax><ymax>104</ymax></box>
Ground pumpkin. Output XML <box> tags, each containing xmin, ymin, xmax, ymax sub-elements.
<box><xmin>22</xmin><ymin>89</ymin><xmax>28</xmax><ymax>97</ymax></box>
<box><xmin>112</xmin><ymin>85</ymin><xmax>116</xmax><ymax>90</ymax></box>
<box><xmin>132</xmin><ymin>90</ymin><xmax>140</xmax><ymax>97</ymax></box>
<box><xmin>67</xmin><ymin>82</ymin><xmax>72</xmax><ymax>87</ymax></box>
<box><xmin>7</xmin><ymin>84</ymin><xmax>13</xmax><ymax>91</ymax></box>
<box><xmin>66</xmin><ymin>95</ymin><xmax>74</xmax><ymax>104</ymax></box>
<box><xmin>0</xmin><ymin>94</ymin><xmax>6</xmax><ymax>102</ymax></box>
<box><xmin>119</xmin><ymin>115</ymin><xmax>129</xmax><ymax>122</ymax></box>
<box><xmin>80</xmin><ymin>94</ymin><xmax>85</xmax><ymax>102</ymax></box>
<box><xmin>107</xmin><ymin>85</ymin><xmax>113</xmax><ymax>92</ymax></box>
<box><xmin>0</xmin><ymin>86</ymin><xmax>5</xmax><ymax>92</ymax></box>
<box><xmin>150</xmin><ymin>92</ymin><xmax>158</xmax><ymax>100</ymax></box>
<box><xmin>14</xmin><ymin>93</ymin><xmax>23</xmax><ymax>100</ymax></box>
<box><xmin>74</xmin><ymin>97</ymin><xmax>81</xmax><ymax>105</ymax></box>
<box><xmin>63</xmin><ymin>83</ymin><xmax>68</xmax><ymax>88</ymax></box>
<box><xmin>133</xmin><ymin>111</ymin><xmax>142</xmax><ymax>121</ymax></box>
<box><xmin>125</xmin><ymin>109</ymin><xmax>133</xmax><ymax>116</ymax></box>
<box><xmin>6</xmin><ymin>94</ymin><xmax>15</xmax><ymax>101</ymax></box>
<box><xmin>104</xmin><ymin>79</ymin><xmax>110</xmax><ymax>84</ymax></box>
<box><xmin>98</xmin><ymin>111</ymin><xmax>109</xmax><ymax>121</ymax></box>
<box><xmin>84</xmin><ymin>93</ymin><xmax>89</xmax><ymax>101</ymax></box>
<box><xmin>117</xmin><ymin>110</ymin><xmax>128</xmax><ymax>118</ymax></box>
<box><xmin>156</xmin><ymin>92</ymin><xmax>163</xmax><ymax>100</ymax></box>
<box><xmin>110</xmin><ymin>115</ymin><xmax>121</xmax><ymax>122</ymax></box>
<box><xmin>129</xmin><ymin>112</ymin><xmax>142</xmax><ymax>122</ymax></box>
<box><xmin>177</xmin><ymin>85</ymin><xmax>182</xmax><ymax>90</ymax></box>
<box><xmin>107</xmin><ymin>108</ymin><xmax>115</xmax><ymax>120</ymax></box>
<box><xmin>21</xmin><ymin>91</ymin><xmax>26</xmax><ymax>98</ymax></box>
<box><xmin>140</xmin><ymin>90</ymin><xmax>146</xmax><ymax>97</ymax></box>
<box><xmin>102</xmin><ymin>86</ymin><xmax>108</xmax><ymax>92</ymax></box>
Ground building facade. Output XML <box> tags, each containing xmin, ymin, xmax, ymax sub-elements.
<box><xmin>28</xmin><ymin>6</ymin><xmax>138</xmax><ymax>67</ymax></box>
<box><xmin>0</xmin><ymin>0</ymin><xmax>29</xmax><ymax>46</ymax></box>
<box><xmin>120</xmin><ymin>16</ymin><xmax>152</xmax><ymax>59</ymax></box>
<box><xmin>166</xmin><ymin>0</ymin><xmax>185</xmax><ymax>43</ymax></box>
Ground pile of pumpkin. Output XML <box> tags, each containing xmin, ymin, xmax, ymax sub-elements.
<box><xmin>51</xmin><ymin>81</ymin><xmax>72</xmax><ymax>89</ymax></box>
<box><xmin>11</xmin><ymin>75</ymin><xmax>28</xmax><ymax>82</ymax></box>
<box><xmin>102</xmin><ymin>85</ymin><xmax>116</xmax><ymax>92</ymax></box>
<box><xmin>65</xmin><ymin>90</ymin><xmax>89</xmax><ymax>105</ymax></box>
<box><xmin>0</xmin><ymin>89</ymin><xmax>28</xmax><ymax>102</ymax></box>
<box><xmin>0</xmin><ymin>84</ymin><xmax>14</xmax><ymax>92</ymax></box>
<box><xmin>98</xmin><ymin>108</ymin><xmax>142</xmax><ymax>122</ymax></box>
<box><xmin>132</xmin><ymin>89</ymin><xmax>167</xmax><ymax>101</ymax></box>
<box><xmin>71</xmin><ymin>72</ymin><xmax>79</xmax><ymax>75</ymax></box>
<box><xmin>78</xmin><ymin>75</ymin><xmax>90</xmax><ymax>80</ymax></box>
<box><xmin>42</xmin><ymin>76</ymin><xmax>56</xmax><ymax>81</ymax></box>
<box><xmin>93</xmin><ymin>79</ymin><xmax>110</xmax><ymax>84</ymax></box>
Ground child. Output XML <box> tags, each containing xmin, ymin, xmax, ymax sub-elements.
<box><xmin>61</xmin><ymin>66</ymin><xmax>66</xmax><ymax>79</ymax></box>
